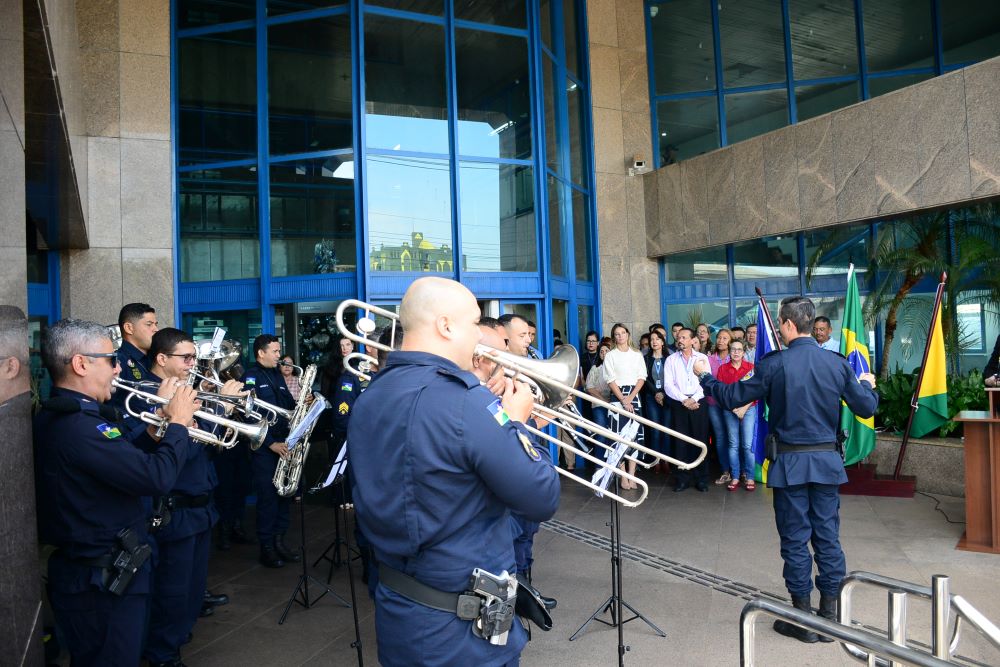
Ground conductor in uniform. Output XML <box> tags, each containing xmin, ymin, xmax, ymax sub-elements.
<box><xmin>348</xmin><ymin>277</ymin><xmax>561</xmax><ymax>667</ymax></box>
<box><xmin>694</xmin><ymin>296</ymin><xmax>878</xmax><ymax>644</ymax></box>
<box><xmin>33</xmin><ymin>319</ymin><xmax>200</xmax><ymax>666</ymax></box>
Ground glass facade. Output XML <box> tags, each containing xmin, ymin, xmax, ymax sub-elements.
<box><xmin>175</xmin><ymin>0</ymin><xmax>598</xmax><ymax>353</ymax></box>
<box><xmin>647</xmin><ymin>0</ymin><xmax>1000</xmax><ymax>165</ymax></box>
<box><xmin>661</xmin><ymin>209</ymin><xmax>1000</xmax><ymax>376</ymax></box>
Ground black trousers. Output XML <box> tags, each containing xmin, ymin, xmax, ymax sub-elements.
<box><xmin>669</xmin><ymin>398</ymin><xmax>710</xmax><ymax>484</ymax></box>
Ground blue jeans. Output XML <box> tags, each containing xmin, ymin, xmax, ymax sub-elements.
<box><xmin>706</xmin><ymin>403</ymin><xmax>729</xmax><ymax>473</ymax></box>
<box><xmin>591</xmin><ymin>406</ymin><xmax>609</xmax><ymax>448</ymax></box>
<box><xmin>723</xmin><ymin>403</ymin><xmax>757</xmax><ymax>479</ymax></box>
<box><xmin>643</xmin><ymin>395</ymin><xmax>671</xmax><ymax>456</ymax></box>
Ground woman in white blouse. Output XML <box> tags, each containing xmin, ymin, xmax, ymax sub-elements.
<box><xmin>602</xmin><ymin>323</ymin><xmax>647</xmax><ymax>489</ymax></box>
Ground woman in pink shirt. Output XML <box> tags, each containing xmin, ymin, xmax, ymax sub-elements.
<box><xmin>707</xmin><ymin>329</ymin><xmax>731</xmax><ymax>485</ymax></box>
<box><xmin>715</xmin><ymin>339</ymin><xmax>757</xmax><ymax>491</ymax></box>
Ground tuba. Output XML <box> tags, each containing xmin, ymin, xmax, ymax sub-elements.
<box><xmin>273</xmin><ymin>362</ymin><xmax>324</xmax><ymax>497</ymax></box>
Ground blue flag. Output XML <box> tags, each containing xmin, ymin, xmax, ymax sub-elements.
<box><xmin>752</xmin><ymin>296</ymin><xmax>780</xmax><ymax>483</ymax></box>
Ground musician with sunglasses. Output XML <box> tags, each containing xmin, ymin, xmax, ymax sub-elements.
<box><xmin>348</xmin><ymin>278</ymin><xmax>560</xmax><ymax>667</ymax></box>
<box><xmin>34</xmin><ymin>319</ymin><xmax>200</xmax><ymax>667</ymax></box>
<box><xmin>142</xmin><ymin>328</ymin><xmax>243</xmax><ymax>667</ymax></box>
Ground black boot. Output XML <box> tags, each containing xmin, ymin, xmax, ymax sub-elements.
<box><xmin>259</xmin><ymin>542</ymin><xmax>285</xmax><ymax>568</ymax></box>
<box><xmin>204</xmin><ymin>589</ymin><xmax>229</xmax><ymax>606</ymax></box>
<box><xmin>275</xmin><ymin>535</ymin><xmax>301</xmax><ymax>563</ymax></box>
<box><xmin>773</xmin><ymin>595</ymin><xmax>819</xmax><ymax>643</ymax></box>
<box><xmin>217</xmin><ymin>524</ymin><xmax>232</xmax><ymax>551</ymax></box>
<box><xmin>816</xmin><ymin>594</ymin><xmax>838</xmax><ymax>643</ymax></box>
<box><xmin>231</xmin><ymin>521</ymin><xmax>254</xmax><ymax>545</ymax></box>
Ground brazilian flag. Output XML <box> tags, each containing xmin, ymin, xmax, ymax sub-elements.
<box><xmin>840</xmin><ymin>267</ymin><xmax>876</xmax><ymax>465</ymax></box>
<box><xmin>910</xmin><ymin>297</ymin><xmax>949</xmax><ymax>437</ymax></box>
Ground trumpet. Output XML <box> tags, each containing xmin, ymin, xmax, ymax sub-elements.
<box><xmin>186</xmin><ymin>368</ymin><xmax>294</xmax><ymax>436</ymax></box>
<box><xmin>112</xmin><ymin>378</ymin><xmax>270</xmax><ymax>449</ymax></box>
<box><xmin>334</xmin><ymin>300</ymin><xmax>709</xmax><ymax>507</ymax></box>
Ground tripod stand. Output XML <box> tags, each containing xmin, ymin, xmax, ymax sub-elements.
<box><xmin>569</xmin><ymin>475</ymin><xmax>665</xmax><ymax>665</ymax></box>
<box><xmin>313</xmin><ymin>480</ymin><xmax>362</xmax><ymax>583</ymax></box>
<box><xmin>278</xmin><ymin>495</ymin><xmax>351</xmax><ymax>625</ymax></box>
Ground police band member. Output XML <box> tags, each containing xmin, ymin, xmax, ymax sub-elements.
<box><xmin>348</xmin><ymin>278</ymin><xmax>560</xmax><ymax>666</ymax></box>
<box><xmin>242</xmin><ymin>334</ymin><xmax>300</xmax><ymax>568</ymax></box>
<box><xmin>144</xmin><ymin>328</ymin><xmax>242</xmax><ymax>666</ymax></box>
<box><xmin>34</xmin><ymin>319</ymin><xmax>200</xmax><ymax>666</ymax></box>
<box><xmin>112</xmin><ymin>303</ymin><xmax>160</xmax><ymax>431</ymax></box>
<box><xmin>694</xmin><ymin>297</ymin><xmax>878</xmax><ymax>644</ymax></box>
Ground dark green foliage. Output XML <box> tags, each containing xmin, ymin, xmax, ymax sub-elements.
<box><xmin>874</xmin><ymin>367</ymin><xmax>987</xmax><ymax>437</ymax></box>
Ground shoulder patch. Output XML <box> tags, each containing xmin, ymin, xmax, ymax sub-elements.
<box><xmin>519</xmin><ymin>432</ymin><xmax>542</xmax><ymax>462</ymax></box>
<box><xmin>96</xmin><ymin>423</ymin><xmax>123</xmax><ymax>439</ymax></box>
<box><xmin>244</xmin><ymin>377</ymin><xmax>256</xmax><ymax>386</ymax></box>
<box><xmin>740</xmin><ymin>369</ymin><xmax>754</xmax><ymax>381</ymax></box>
<box><xmin>486</xmin><ymin>398</ymin><xmax>510</xmax><ymax>426</ymax></box>
<box><xmin>338</xmin><ymin>401</ymin><xmax>350</xmax><ymax>415</ymax></box>
<box><xmin>340</xmin><ymin>382</ymin><xmax>353</xmax><ymax>392</ymax></box>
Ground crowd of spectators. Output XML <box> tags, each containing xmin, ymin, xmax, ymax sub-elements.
<box><xmin>576</xmin><ymin>317</ymin><xmax>836</xmax><ymax>492</ymax></box>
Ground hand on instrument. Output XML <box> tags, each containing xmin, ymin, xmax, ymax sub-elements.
<box><xmin>163</xmin><ymin>385</ymin><xmax>200</xmax><ymax>426</ymax></box>
<box><xmin>693</xmin><ymin>359</ymin><xmax>710</xmax><ymax>376</ymax></box>
<box><xmin>219</xmin><ymin>379</ymin><xmax>246</xmax><ymax>397</ymax></box>
<box><xmin>858</xmin><ymin>372</ymin><xmax>877</xmax><ymax>389</ymax></box>
<box><xmin>484</xmin><ymin>370</ymin><xmax>506</xmax><ymax>397</ymax></box>
<box><xmin>269</xmin><ymin>442</ymin><xmax>290</xmax><ymax>459</ymax></box>
<box><xmin>501</xmin><ymin>378</ymin><xmax>534</xmax><ymax>423</ymax></box>
<box><xmin>156</xmin><ymin>376</ymin><xmax>183</xmax><ymax>400</ymax></box>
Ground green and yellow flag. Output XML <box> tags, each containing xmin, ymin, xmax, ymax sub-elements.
<box><xmin>909</xmin><ymin>297</ymin><xmax>949</xmax><ymax>438</ymax></box>
<box><xmin>840</xmin><ymin>266</ymin><xmax>876</xmax><ymax>465</ymax></box>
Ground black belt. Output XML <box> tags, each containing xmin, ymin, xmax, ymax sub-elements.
<box><xmin>163</xmin><ymin>494</ymin><xmax>211</xmax><ymax>509</ymax></box>
<box><xmin>58</xmin><ymin>551</ymin><xmax>114</xmax><ymax>568</ymax></box>
<box><xmin>379</xmin><ymin>564</ymin><xmax>479</xmax><ymax>620</ymax></box>
<box><xmin>777</xmin><ymin>442</ymin><xmax>837</xmax><ymax>454</ymax></box>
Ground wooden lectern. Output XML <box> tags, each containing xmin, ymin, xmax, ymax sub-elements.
<box><xmin>954</xmin><ymin>388</ymin><xmax>1000</xmax><ymax>553</ymax></box>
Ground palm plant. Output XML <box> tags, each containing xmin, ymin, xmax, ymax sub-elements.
<box><xmin>806</xmin><ymin>203</ymin><xmax>1000</xmax><ymax>377</ymax></box>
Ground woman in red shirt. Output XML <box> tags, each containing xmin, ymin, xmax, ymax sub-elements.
<box><xmin>715</xmin><ymin>339</ymin><xmax>758</xmax><ymax>491</ymax></box>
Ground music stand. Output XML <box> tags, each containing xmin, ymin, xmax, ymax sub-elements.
<box><xmin>278</xmin><ymin>491</ymin><xmax>351</xmax><ymax>624</ymax></box>
<box><xmin>569</xmin><ymin>474</ymin><xmax>665</xmax><ymax>666</ymax></box>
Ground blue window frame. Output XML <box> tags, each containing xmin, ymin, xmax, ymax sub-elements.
<box><xmin>645</xmin><ymin>0</ymin><xmax>998</xmax><ymax>167</ymax></box>
<box><xmin>172</xmin><ymin>0</ymin><xmax>601</xmax><ymax>350</ymax></box>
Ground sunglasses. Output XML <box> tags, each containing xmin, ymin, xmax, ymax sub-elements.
<box><xmin>65</xmin><ymin>351</ymin><xmax>120</xmax><ymax>367</ymax></box>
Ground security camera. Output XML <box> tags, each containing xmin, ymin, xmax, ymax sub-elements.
<box><xmin>628</xmin><ymin>155</ymin><xmax>651</xmax><ymax>176</ymax></box>
<box><xmin>632</xmin><ymin>157</ymin><xmax>646</xmax><ymax>170</ymax></box>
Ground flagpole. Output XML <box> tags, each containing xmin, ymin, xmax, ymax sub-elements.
<box><xmin>893</xmin><ymin>272</ymin><xmax>947</xmax><ymax>480</ymax></box>
<box><xmin>755</xmin><ymin>286</ymin><xmax>782</xmax><ymax>350</ymax></box>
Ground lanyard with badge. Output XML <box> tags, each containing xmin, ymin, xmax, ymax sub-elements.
<box><xmin>652</xmin><ymin>358</ymin><xmax>663</xmax><ymax>390</ymax></box>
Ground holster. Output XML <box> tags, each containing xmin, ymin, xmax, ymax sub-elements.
<box><xmin>765</xmin><ymin>433</ymin><xmax>779</xmax><ymax>464</ymax></box>
<box><xmin>836</xmin><ymin>429</ymin><xmax>848</xmax><ymax>461</ymax></box>
<box><xmin>515</xmin><ymin>573</ymin><xmax>553</xmax><ymax>631</ymax></box>
<box><xmin>103</xmin><ymin>528</ymin><xmax>151</xmax><ymax>596</ymax></box>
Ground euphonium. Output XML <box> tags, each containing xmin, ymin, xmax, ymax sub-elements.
<box><xmin>273</xmin><ymin>363</ymin><xmax>323</xmax><ymax>497</ymax></box>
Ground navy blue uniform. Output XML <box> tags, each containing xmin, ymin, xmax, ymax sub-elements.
<box><xmin>111</xmin><ymin>340</ymin><xmax>159</xmax><ymax>432</ymax></box>
<box><xmin>348</xmin><ymin>352</ymin><xmax>561</xmax><ymax>667</ymax></box>
<box><xmin>34</xmin><ymin>388</ymin><xmax>194</xmax><ymax>667</ymax></box>
<box><xmin>144</xmin><ymin>411</ymin><xmax>220</xmax><ymax>663</ymax></box>
<box><xmin>330</xmin><ymin>370</ymin><xmax>366</xmax><ymax>445</ymax></box>
<box><xmin>700</xmin><ymin>336</ymin><xmax>878</xmax><ymax>597</ymax></box>
<box><xmin>242</xmin><ymin>363</ymin><xmax>295</xmax><ymax>542</ymax></box>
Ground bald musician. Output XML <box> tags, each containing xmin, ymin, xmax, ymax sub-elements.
<box><xmin>347</xmin><ymin>277</ymin><xmax>560</xmax><ymax>667</ymax></box>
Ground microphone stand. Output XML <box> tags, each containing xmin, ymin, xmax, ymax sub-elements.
<box><xmin>570</xmin><ymin>474</ymin><xmax>665</xmax><ymax>666</ymax></box>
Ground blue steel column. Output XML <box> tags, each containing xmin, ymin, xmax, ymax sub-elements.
<box><xmin>781</xmin><ymin>0</ymin><xmax>796</xmax><ymax>124</ymax></box>
<box><xmin>854</xmin><ymin>0</ymin><xmax>869</xmax><ymax>100</ymax></box>
<box><xmin>710</xmin><ymin>0</ymin><xmax>726</xmax><ymax>145</ymax></box>
<box><xmin>256</xmin><ymin>0</ymin><xmax>275</xmax><ymax>333</ymax></box>
<box><xmin>353</xmin><ymin>0</ymin><xmax>369</xmax><ymax>301</ymax></box>
<box><xmin>445</xmin><ymin>0</ymin><xmax>462</xmax><ymax>282</ymax></box>
<box><xmin>170</xmin><ymin>0</ymin><xmax>181</xmax><ymax>326</ymax></box>
<box><xmin>530</xmin><ymin>0</ymin><xmax>552</xmax><ymax>321</ymax></box>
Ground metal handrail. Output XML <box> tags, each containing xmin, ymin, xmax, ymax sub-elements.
<box><xmin>840</xmin><ymin>571</ymin><xmax>1000</xmax><ymax>665</ymax></box>
<box><xmin>740</xmin><ymin>598</ymin><xmax>951</xmax><ymax>667</ymax></box>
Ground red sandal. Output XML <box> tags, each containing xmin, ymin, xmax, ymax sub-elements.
<box><xmin>745</xmin><ymin>479</ymin><xmax>756</xmax><ymax>492</ymax></box>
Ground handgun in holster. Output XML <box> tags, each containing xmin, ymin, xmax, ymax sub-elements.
<box><xmin>836</xmin><ymin>429</ymin><xmax>848</xmax><ymax>461</ymax></box>
<box><xmin>103</xmin><ymin>527</ymin><xmax>152</xmax><ymax>596</ymax></box>
<box><xmin>467</xmin><ymin>568</ymin><xmax>518</xmax><ymax>645</ymax></box>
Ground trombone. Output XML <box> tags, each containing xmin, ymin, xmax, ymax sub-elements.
<box><xmin>186</xmin><ymin>368</ymin><xmax>294</xmax><ymax>430</ymax></box>
<box><xmin>342</xmin><ymin>351</ymin><xmax>378</xmax><ymax>382</ymax></box>
<box><xmin>334</xmin><ymin>300</ymin><xmax>709</xmax><ymax>507</ymax></box>
<box><xmin>112</xmin><ymin>378</ymin><xmax>269</xmax><ymax>449</ymax></box>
